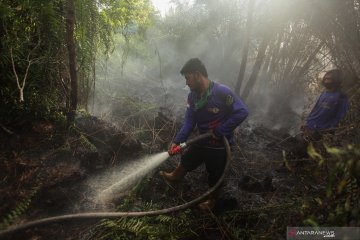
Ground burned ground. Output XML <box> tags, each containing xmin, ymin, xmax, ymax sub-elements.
<box><xmin>0</xmin><ymin>113</ymin><xmax>358</xmax><ymax>240</ymax></box>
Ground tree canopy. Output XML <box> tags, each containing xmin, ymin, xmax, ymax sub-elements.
<box><xmin>0</xmin><ymin>0</ymin><xmax>154</xmax><ymax>124</ymax></box>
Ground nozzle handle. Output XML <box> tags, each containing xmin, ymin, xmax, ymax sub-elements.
<box><xmin>169</xmin><ymin>133</ymin><xmax>213</xmax><ymax>156</ymax></box>
<box><xmin>169</xmin><ymin>145</ymin><xmax>182</xmax><ymax>155</ymax></box>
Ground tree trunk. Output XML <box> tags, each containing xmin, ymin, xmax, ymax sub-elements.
<box><xmin>256</xmin><ymin>36</ymin><xmax>276</xmax><ymax>95</ymax></box>
<box><xmin>234</xmin><ymin>0</ymin><xmax>255</xmax><ymax>95</ymax></box>
<box><xmin>267</xmin><ymin>31</ymin><xmax>283</xmax><ymax>81</ymax></box>
<box><xmin>241</xmin><ymin>33</ymin><xmax>272</xmax><ymax>102</ymax></box>
<box><xmin>10</xmin><ymin>47</ymin><xmax>32</xmax><ymax>103</ymax></box>
<box><xmin>66</xmin><ymin>0</ymin><xmax>78</xmax><ymax>123</ymax></box>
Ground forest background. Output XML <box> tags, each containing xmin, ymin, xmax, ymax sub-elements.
<box><xmin>0</xmin><ymin>0</ymin><xmax>359</xmax><ymax>239</ymax></box>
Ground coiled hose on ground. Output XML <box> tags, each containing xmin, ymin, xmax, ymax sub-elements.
<box><xmin>0</xmin><ymin>135</ymin><xmax>231</xmax><ymax>238</ymax></box>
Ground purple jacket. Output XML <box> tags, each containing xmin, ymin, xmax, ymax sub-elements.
<box><xmin>306</xmin><ymin>91</ymin><xmax>348</xmax><ymax>131</ymax></box>
<box><xmin>174</xmin><ymin>82</ymin><xmax>249</xmax><ymax>147</ymax></box>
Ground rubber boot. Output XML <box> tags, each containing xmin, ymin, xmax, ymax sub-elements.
<box><xmin>159</xmin><ymin>164</ymin><xmax>186</xmax><ymax>181</ymax></box>
<box><xmin>198</xmin><ymin>190</ymin><xmax>218</xmax><ymax>211</ymax></box>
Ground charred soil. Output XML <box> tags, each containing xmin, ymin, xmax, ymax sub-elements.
<box><xmin>0</xmin><ymin>114</ymin><xmax>358</xmax><ymax>240</ymax></box>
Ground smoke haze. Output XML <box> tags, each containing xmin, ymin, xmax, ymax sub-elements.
<box><xmin>91</xmin><ymin>0</ymin><xmax>331</xmax><ymax>134</ymax></box>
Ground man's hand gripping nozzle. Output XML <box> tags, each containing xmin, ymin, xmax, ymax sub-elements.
<box><xmin>168</xmin><ymin>133</ymin><xmax>213</xmax><ymax>156</ymax></box>
<box><xmin>168</xmin><ymin>143</ymin><xmax>187</xmax><ymax>156</ymax></box>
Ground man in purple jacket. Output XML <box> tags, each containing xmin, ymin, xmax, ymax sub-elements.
<box><xmin>304</xmin><ymin>69</ymin><xmax>348</xmax><ymax>134</ymax></box>
<box><xmin>160</xmin><ymin>58</ymin><xmax>249</xmax><ymax>210</ymax></box>
<box><xmin>283</xmin><ymin>69</ymin><xmax>349</xmax><ymax>163</ymax></box>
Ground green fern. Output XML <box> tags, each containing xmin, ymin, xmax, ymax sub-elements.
<box><xmin>307</xmin><ymin>144</ymin><xmax>360</xmax><ymax>225</ymax></box>
<box><xmin>87</xmin><ymin>198</ymin><xmax>196</xmax><ymax>240</ymax></box>
<box><xmin>0</xmin><ymin>187</ymin><xmax>39</xmax><ymax>230</ymax></box>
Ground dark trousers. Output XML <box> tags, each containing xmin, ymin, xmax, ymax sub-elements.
<box><xmin>180</xmin><ymin>145</ymin><xmax>227</xmax><ymax>187</ymax></box>
<box><xmin>287</xmin><ymin>128</ymin><xmax>323</xmax><ymax>159</ymax></box>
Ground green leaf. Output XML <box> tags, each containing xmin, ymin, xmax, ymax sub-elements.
<box><xmin>337</xmin><ymin>179</ymin><xmax>347</xmax><ymax>193</ymax></box>
<box><xmin>307</xmin><ymin>143</ymin><xmax>324</xmax><ymax>165</ymax></box>
<box><xmin>314</xmin><ymin>197</ymin><xmax>322</xmax><ymax>206</ymax></box>
<box><xmin>303</xmin><ymin>218</ymin><xmax>319</xmax><ymax>227</ymax></box>
<box><xmin>325</xmin><ymin>146</ymin><xmax>344</xmax><ymax>156</ymax></box>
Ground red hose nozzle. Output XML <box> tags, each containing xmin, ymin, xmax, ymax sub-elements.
<box><xmin>168</xmin><ymin>133</ymin><xmax>212</xmax><ymax>156</ymax></box>
<box><xmin>169</xmin><ymin>145</ymin><xmax>182</xmax><ymax>155</ymax></box>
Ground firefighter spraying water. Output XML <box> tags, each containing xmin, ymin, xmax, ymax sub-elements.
<box><xmin>160</xmin><ymin>58</ymin><xmax>249</xmax><ymax>211</ymax></box>
<box><xmin>0</xmin><ymin>57</ymin><xmax>249</xmax><ymax>237</ymax></box>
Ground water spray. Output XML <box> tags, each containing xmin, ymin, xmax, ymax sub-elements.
<box><xmin>99</xmin><ymin>132</ymin><xmax>213</xmax><ymax>202</ymax></box>
<box><xmin>0</xmin><ymin>134</ymin><xmax>230</xmax><ymax>238</ymax></box>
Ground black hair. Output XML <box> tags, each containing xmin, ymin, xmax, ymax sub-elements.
<box><xmin>180</xmin><ymin>58</ymin><xmax>208</xmax><ymax>77</ymax></box>
<box><xmin>324</xmin><ymin>69</ymin><xmax>343</xmax><ymax>86</ymax></box>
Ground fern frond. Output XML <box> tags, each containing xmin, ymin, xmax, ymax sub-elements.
<box><xmin>0</xmin><ymin>187</ymin><xmax>39</xmax><ymax>230</ymax></box>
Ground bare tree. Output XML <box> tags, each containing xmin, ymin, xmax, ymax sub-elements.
<box><xmin>9</xmin><ymin>38</ymin><xmax>40</xmax><ymax>102</ymax></box>
<box><xmin>10</xmin><ymin>49</ymin><xmax>32</xmax><ymax>102</ymax></box>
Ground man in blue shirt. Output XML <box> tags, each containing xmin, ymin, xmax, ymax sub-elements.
<box><xmin>160</xmin><ymin>58</ymin><xmax>249</xmax><ymax>210</ymax></box>
<box><xmin>285</xmin><ymin>69</ymin><xmax>349</xmax><ymax>162</ymax></box>
<box><xmin>304</xmin><ymin>69</ymin><xmax>348</xmax><ymax>133</ymax></box>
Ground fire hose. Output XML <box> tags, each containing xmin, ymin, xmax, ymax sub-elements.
<box><xmin>0</xmin><ymin>134</ymin><xmax>231</xmax><ymax>238</ymax></box>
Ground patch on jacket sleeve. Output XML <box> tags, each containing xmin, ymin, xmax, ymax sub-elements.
<box><xmin>225</xmin><ymin>95</ymin><xmax>234</xmax><ymax>106</ymax></box>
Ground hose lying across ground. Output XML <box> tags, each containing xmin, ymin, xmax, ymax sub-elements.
<box><xmin>0</xmin><ymin>136</ymin><xmax>231</xmax><ymax>238</ymax></box>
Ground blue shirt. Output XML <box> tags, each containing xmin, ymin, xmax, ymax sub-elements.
<box><xmin>306</xmin><ymin>91</ymin><xmax>348</xmax><ymax>131</ymax></box>
<box><xmin>174</xmin><ymin>82</ymin><xmax>249</xmax><ymax>147</ymax></box>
